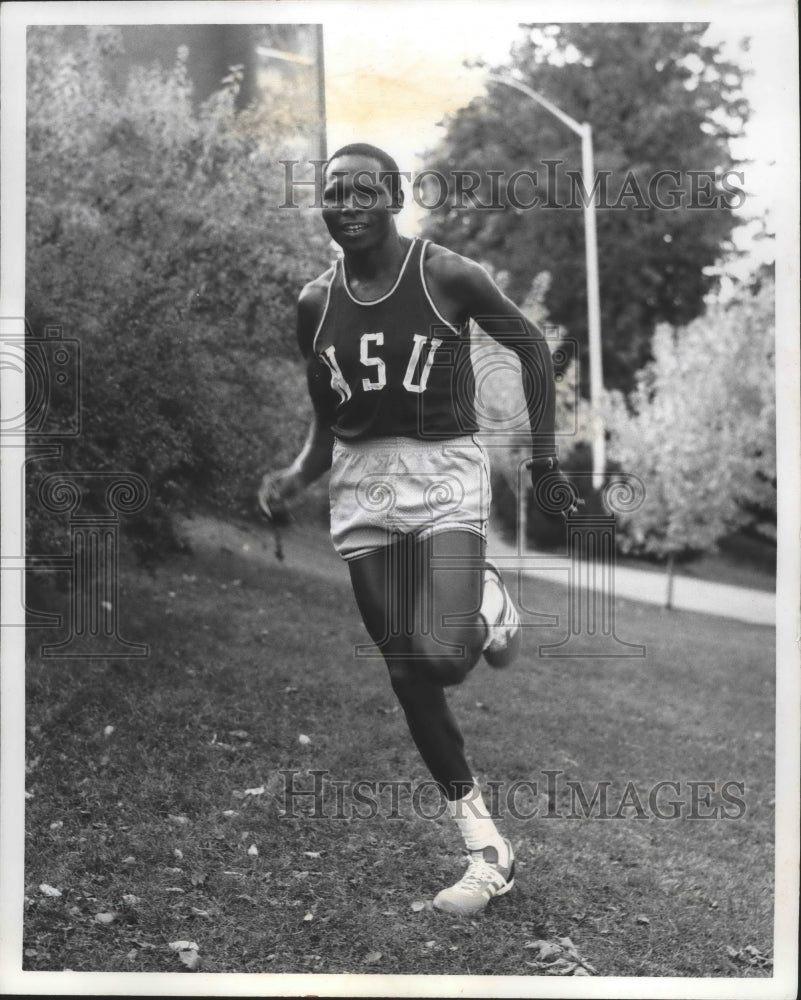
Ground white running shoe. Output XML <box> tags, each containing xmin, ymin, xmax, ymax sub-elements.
<box><xmin>481</xmin><ymin>561</ymin><xmax>521</xmax><ymax>668</ymax></box>
<box><xmin>433</xmin><ymin>839</ymin><xmax>515</xmax><ymax>915</ymax></box>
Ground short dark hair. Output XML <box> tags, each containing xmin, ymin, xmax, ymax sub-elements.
<box><xmin>325</xmin><ymin>142</ymin><xmax>402</xmax><ymax>205</ymax></box>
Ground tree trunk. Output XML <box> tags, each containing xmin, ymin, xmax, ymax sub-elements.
<box><xmin>665</xmin><ymin>552</ymin><xmax>675</xmax><ymax>609</ymax></box>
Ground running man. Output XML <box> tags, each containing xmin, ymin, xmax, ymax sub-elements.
<box><xmin>259</xmin><ymin>143</ymin><xmax>576</xmax><ymax>915</ymax></box>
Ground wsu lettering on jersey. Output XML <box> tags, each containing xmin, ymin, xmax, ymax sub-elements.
<box><xmin>312</xmin><ymin>238</ymin><xmax>478</xmax><ymax>440</ymax></box>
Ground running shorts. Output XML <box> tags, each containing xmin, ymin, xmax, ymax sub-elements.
<box><xmin>329</xmin><ymin>435</ymin><xmax>491</xmax><ymax>561</ymax></box>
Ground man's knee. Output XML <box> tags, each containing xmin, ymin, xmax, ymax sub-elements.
<box><xmin>407</xmin><ymin>634</ymin><xmax>478</xmax><ymax>686</ymax></box>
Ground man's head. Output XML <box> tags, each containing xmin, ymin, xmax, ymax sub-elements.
<box><xmin>321</xmin><ymin>143</ymin><xmax>404</xmax><ymax>250</ymax></box>
<box><xmin>324</xmin><ymin>142</ymin><xmax>403</xmax><ymax>207</ymax></box>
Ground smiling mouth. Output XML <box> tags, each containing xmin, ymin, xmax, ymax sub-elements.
<box><xmin>340</xmin><ymin>223</ymin><xmax>368</xmax><ymax>235</ymax></box>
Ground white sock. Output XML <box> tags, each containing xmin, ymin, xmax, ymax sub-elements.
<box><xmin>479</xmin><ymin>576</ymin><xmax>504</xmax><ymax>651</ymax></box>
<box><xmin>447</xmin><ymin>781</ymin><xmax>505</xmax><ymax>853</ymax></box>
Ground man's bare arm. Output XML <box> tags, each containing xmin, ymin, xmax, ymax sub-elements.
<box><xmin>430</xmin><ymin>251</ymin><xmax>556</xmax><ymax>458</ymax></box>
<box><xmin>257</xmin><ymin>277</ymin><xmax>335</xmax><ymax>515</ymax></box>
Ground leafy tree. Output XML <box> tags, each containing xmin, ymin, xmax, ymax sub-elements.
<box><xmin>26</xmin><ymin>27</ymin><xmax>330</xmax><ymax>562</ymax></box>
<box><xmin>422</xmin><ymin>23</ymin><xmax>751</xmax><ymax>393</ymax></box>
<box><xmin>604</xmin><ymin>277</ymin><xmax>775</xmax><ymax>605</ymax></box>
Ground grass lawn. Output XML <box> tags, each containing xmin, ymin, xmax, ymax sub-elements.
<box><xmin>22</xmin><ymin>517</ymin><xmax>776</xmax><ymax>979</ymax></box>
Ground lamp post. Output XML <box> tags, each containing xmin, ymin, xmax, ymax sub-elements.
<box><xmin>487</xmin><ymin>73</ymin><xmax>605</xmax><ymax>489</ymax></box>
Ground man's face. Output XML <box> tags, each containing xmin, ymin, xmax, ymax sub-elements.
<box><xmin>321</xmin><ymin>155</ymin><xmax>401</xmax><ymax>250</ymax></box>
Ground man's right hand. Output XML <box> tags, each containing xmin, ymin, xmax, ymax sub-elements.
<box><xmin>257</xmin><ymin>468</ymin><xmax>303</xmax><ymax>524</ymax></box>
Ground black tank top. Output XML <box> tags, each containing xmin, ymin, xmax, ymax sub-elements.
<box><xmin>312</xmin><ymin>238</ymin><xmax>478</xmax><ymax>440</ymax></box>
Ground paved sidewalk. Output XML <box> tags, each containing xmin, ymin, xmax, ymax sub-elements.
<box><xmin>487</xmin><ymin>528</ymin><xmax>775</xmax><ymax>627</ymax></box>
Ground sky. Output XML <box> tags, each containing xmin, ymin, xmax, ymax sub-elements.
<box><xmin>323</xmin><ymin>2</ymin><xmax>797</xmax><ymax>276</ymax></box>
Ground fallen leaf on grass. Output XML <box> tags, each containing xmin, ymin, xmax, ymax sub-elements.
<box><xmin>635</xmin><ymin>914</ymin><xmax>650</xmax><ymax>925</ymax></box>
<box><xmin>49</xmin><ymin>821</ymin><xmax>64</xmax><ymax>831</ymax></box>
<box><xmin>122</xmin><ymin>856</ymin><xmax>136</xmax><ymax>865</ymax></box>
<box><xmin>411</xmin><ymin>900</ymin><xmax>427</xmax><ymax>912</ymax></box>
<box><xmin>298</xmin><ymin>734</ymin><xmax>311</xmax><ymax>746</ymax></box>
<box><xmin>364</xmin><ymin>950</ymin><xmax>382</xmax><ymax>964</ymax></box>
<box><xmin>247</xmin><ymin>844</ymin><xmax>259</xmax><ymax>857</ymax></box>
<box><xmin>94</xmin><ymin>912</ymin><xmax>116</xmax><ymax>924</ymax></box>
<box><xmin>524</xmin><ymin>940</ymin><xmax>562</xmax><ymax>961</ymax></box>
<box><xmin>524</xmin><ymin>937</ymin><xmax>597</xmax><ymax>976</ymax></box>
<box><xmin>222</xmin><ymin>810</ymin><xmax>238</xmax><ymax>817</ymax></box>
<box><xmin>244</xmin><ymin>786</ymin><xmax>265</xmax><ymax>797</ymax></box>
<box><xmin>178</xmin><ymin>949</ymin><xmax>201</xmax><ymax>971</ymax></box>
<box><xmin>168</xmin><ymin>814</ymin><xmax>189</xmax><ymax>826</ymax></box>
<box><xmin>39</xmin><ymin>884</ymin><xmax>62</xmax><ymax>898</ymax></box>
<box><xmin>169</xmin><ymin>940</ymin><xmax>199</xmax><ymax>952</ymax></box>
<box><xmin>190</xmin><ymin>871</ymin><xmax>207</xmax><ymax>886</ymax></box>
<box><xmin>121</xmin><ymin>894</ymin><xmax>140</xmax><ymax>906</ymax></box>
<box><xmin>526</xmin><ymin>958</ymin><xmax>573</xmax><ymax>975</ymax></box>
<box><xmin>303</xmin><ymin>912</ymin><xmax>314</xmax><ymax>921</ymax></box>
<box><xmin>103</xmin><ymin>725</ymin><xmax>114</xmax><ymax>737</ymax></box>
<box><xmin>190</xmin><ymin>907</ymin><xmax>211</xmax><ymax>918</ymax></box>
<box><xmin>727</xmin><ymin>944</ymin><xmax>773</xmax><ymax>968</ymax></box>
<box><xmin>304</xmin><ymin>851</ymin><xmax>321</xmax><ymax>859</ymax></box>
<box><xmin>174</xmin><ymin>848</ymin><xmax>184</xmax><ymax>860</ymax></box>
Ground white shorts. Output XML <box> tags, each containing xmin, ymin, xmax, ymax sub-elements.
<box><xmin>329</xmin><ymin>435</ymin><xmax>491</xmax><ymax>561</ymax></box>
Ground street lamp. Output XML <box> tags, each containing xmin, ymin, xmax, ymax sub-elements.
<box><xmin>487</xmin><ymin>73</ymin><xmax>605</xmax><ymax>489</ymax></box>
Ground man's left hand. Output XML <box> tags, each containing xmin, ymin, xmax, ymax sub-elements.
<box><xmin>527</xmin><ymin>457</ymin><xmax>584</xmax><ymax>520</ymax></box>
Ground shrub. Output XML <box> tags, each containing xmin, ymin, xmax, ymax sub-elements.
<box><xmin>26</xmin><ymin>27</ymin><xmax>330</xmax><ymax>563</ymax></box>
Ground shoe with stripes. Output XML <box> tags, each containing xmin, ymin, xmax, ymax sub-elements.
<box><xmin>433</xmin><ymin>839</ymin><xmax>515</xmax><ymax>915</ymax></box>
<box><xmin>480</xmin><ymin>561</ymin><xmax>521</xmax><ymax>668</ymax></box>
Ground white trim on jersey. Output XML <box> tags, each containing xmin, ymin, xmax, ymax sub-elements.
<box><xmin>419</xmin><ymin>239</ymin><xmax>463</xmax><ymax>337</ymax></box>
<box><xmin>341</xmin><ymin>237</ymin><xmax>417</xmax><ymax>306</ymax></box>
<box><xmin>311</xmin><ymin>265</ymin><xmax>337</xmax><ymax>355</ymax></box>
